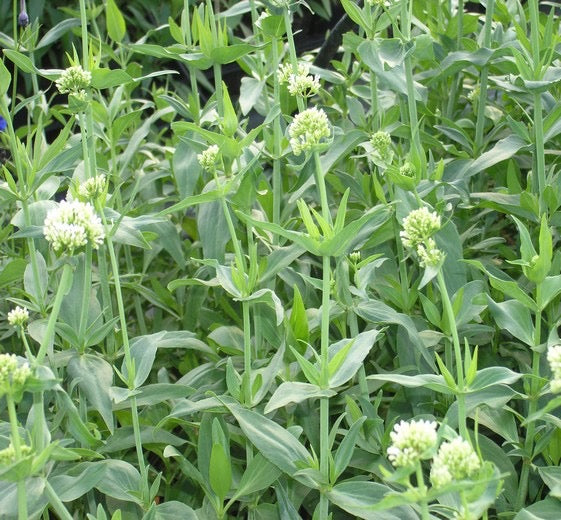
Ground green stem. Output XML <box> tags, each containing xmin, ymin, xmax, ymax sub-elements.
<box><xmin>271</xmin><ymin>36</ymin><xmax>282</xmax><ymax>236</ymax></box>
<box><xmin>243</xmin><ymin>300</ymin><xmax>252</xmax><ymax>406</ymax></box>
<box><xmin>97</xmin><ymin>246</ymin><xmax>115</xmax><ymax>355</ymax></box>
<box><xmin>7</xmin><ymin>395</ymin><xmax>27</xmax><ymax>520</ymax></box>
<box><xmin>283</xmin><ymin>8</ymin><xmax>305</xmax><ymax>113</ymax></box>
<box><xmin>36</xmin><ymin>263</ymin><xmax>73</xmax><ymax>366</ymax></box>
<box><xmin>348</xmin><ymin>292</ymin><xmax>369</xmax><ymax>398</ymax></box>
<box><xmin>436</xmin><ymin>269</ymin><xmax>468</xmax><ymax>440</ymax></box>
<box><xmin>79</xmin><ymin>0</ymin><xmax>90</xmax><ymax>69</ymax></box>
<box><xmin>516</xmin><ymin>283</ymin><xmax>542</xmax><ymax>510</ymax></box>
<box><xmin>97</xmin><ymin>206</ymin><xmax>150</xmax><ymax>505</ymax></box>
<box><xmin>78</xmin><ymin>245</ymin><xmax>92</xmax><ymax>351</ymax></box>
<box><xmin>474</xmin><ymin>0</ymin><xmax>494</xmax><ymax>152</ymax></box>
<box><xmin>43</xmin><ymin>480</ymin><xmax>74</xmax><ymax>520</ymax></box>
<box><xmin>415</xmin><ymin>463</ymin><xmax>429</xmax><ymax>520</ymax></box>
<box><xmin>533</xmin><ymin>91</ymin><xmax>546</xmax><ymax>215</ymax></box>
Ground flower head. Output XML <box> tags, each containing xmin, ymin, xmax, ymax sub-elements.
<box><xmin>400</xmin><ymin>207</ymin><xmax>441</xmax><ymax>249</ymax></box>
<box><xmin>278</xmin><ymin>63</ymin><xmax>310</xmax><ymax>85</ymax></box>
<box><xmin>197</xmin><ymin>145</ymin><xmax>220</xmax><ymax>172</ymax></box>
<box><xmin>78</xmin><ymin>174</ymin><xmax>107</xmax><ymax>202</ymax></box>
<box><xmin>0</xmin><ymin>354</ymin><xmax>31</xmax><ymax>398</ymax></box>
<box><xmin>288</xmin><ymin>73</ymin><xmax>320</xmax><ymax>98</ymax></box>
<box><xmin>43</xmin><ymin>199</ymin><xmax>104</xmax><ymax>255</ymax></box>
<box><xmin>7</xmin><ymin>306</ymin><xmax>29</xmax><ymax>327</ymax></box>
<box><xmin>548</xmin><ymin>345</ymin><xmax>561</xmax><ymax>393</ymax></box>
<box><xmin>430</xmin><ymin>437</ymin><xmax>480</xmax><ymax>487</ymax></box>
<box><xmin>0</xmin><ymin>116</ymin><xmax>7</xmax><ymax>132</ymax></box>
<box><xmin>18</xmin><ymin>10</ymin><xmax>29</xmax><ymax>27</ymax></box>
<box><xmin>55</xmin><ymin>66</ymin><xmax>91</xmax><ymax>94</ymax></box>
<box><xmin>387</xmin><ymin>419</ymin><xmax>438</xmax><ymax>467</ymax></box>
<box><xmin>288</xmin><ymin>107</ymin><xmax>331</xmax><ymax>156</ymax></box>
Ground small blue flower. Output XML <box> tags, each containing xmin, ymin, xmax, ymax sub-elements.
<box><xmin>18</xmin><ymin>11</ymin><xmax>29</xmax><ymax>27</ymax></box>
<box><xmin>0</xmin><ymin>117</ymin><xmax>7</xmax><ymax>132</ymax></box>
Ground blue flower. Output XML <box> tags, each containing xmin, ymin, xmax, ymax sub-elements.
<box><xmin>0</xmin><ymin>117</ymin><xmax>7</xmax><ymax>132</ymax></box>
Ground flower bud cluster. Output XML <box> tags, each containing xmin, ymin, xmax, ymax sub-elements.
<box><xmin>197</xmin><ymin>145</ymin><xmax>220</xmax><ymax>172</ymax></box>
<box><xmin>547</xmin><ymin>345</ymin><xmax>561</xmax><ymax>393</ymax></box>
<box><xmin>288</xmin><ymin>107</ymin><xmax>331</xmax><ymax>156</ymax></box>
<box><xmin>370</xmin><ymin>131</ymin><xmax>393</xmax><ymax>163</ymax></box>
<box><xmin>0</xmin><ymin>443</ymin><xmax>32</xmax><ymax>465</ymax></box>
<box><xmin>55</xmin><ymin>66</ymin><xmax>91</xmax><ymax>95</ymax></box>
<box><xmin>7</xmin><ymin>306</ymin><xmax>29</xmax><ymax>327</ymax></box>
<box><xmin>401</xmin><ymin>207</ymin><xmax>444</xmax><ymax>268</ymax></box>
<box><xmin>0</xmin><ymin>354</ymin><xmax>31</xmax><ymax>398</ymax></box>
<box><xmin>78</xmin><ymin>174</ymin><xmax>107</xmax><ymax>202</ymax></box>
<box><xmin>278</xmin><ymin>63</ymin><xmax>320</xmax><ymax>98</ymax></box>
<box><xmin>430</xmin><ymin>437</ymin><xmax>480</xmax><ymax>487</ymax></box>
<box><xmin>43</xmin><ymin>199</ymin><xmax>105</xmax><ymax>255</ymax></box>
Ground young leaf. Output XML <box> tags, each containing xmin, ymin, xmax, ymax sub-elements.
<box><xmin>106</xmin><ymin>0</ymin><xmax>127</xmax><ymax>42</ymax></box>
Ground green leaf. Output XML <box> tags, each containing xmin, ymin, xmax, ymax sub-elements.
<box><xmin>513</xmin><ymin>497</ymin><xmax>561</xmax><ymax>519</ymax></box>
<box><xmin>333</xmin><ymin>417</ymin><xmax>367</xmax><ymax>481</ymax></box>
<box><xmin>145</xmin><ymin>502</ymin><xmax>198</xmax><ymax>520</ymax></box>
<box><xmin>100</xmin><ymin>426</ymin><xmax>186</xmax><ymax>453</ymax></box>
<box><xmin>95</xmin><ymin>460</ymin><xmax>142</xmax><ymax>504</ymax></box>
<box><xmin>537</xmin><ymin>467</ymin><xmax>561</xmax><ymax>499</ymax></box>
<box><xmin>3</xmin><ymin>49</ymin><xmax>36</xmax><ymax>73</ymax></box>
<box><xmin>0</xmin><ymin>58</ymin><xmax>11</xmax><ymax>95</ymax></box>
<box><xmin>106</xmin><ymin>0</ymin><xmax>127</xmax><ymax>42</ymax></box>
<box><xmin>222</xmin><ymin>399</ymin><xmax>315</xmax><ymax>485</ymax></box>
<box><xmin>327</xmin><ymin>481</ymin><xmax>418</xmax><ymax>519</ymax></box>
<box><xmin>368</xmin><ymin>373</ymin><xmax>454</xmax><ymax>394</ymax></box>
<box><xmin>35</xmin><ymin>18</ymin><xmax>81</xmax><ymax>50</ymax></box>
<box><xmin>91</xmin><ymin>68</ymin><xmax>132</xmax><ymax>89</ymax></box>
<box><xmin>67</xmin><ymin>354</ymin><xmax>114</xmax><ymax>433</ymax></box>
<box><xmin>468</xmin><ymin>367</ymin><xmax>522</xmax><ymax>391</ymax></box>
<box><xmin>487</xmin><ymin>296</ymin><xmax>535</xmax><ymax>346</ymax></box>
<box><xmin>264</xmin><ymin>382</ymin><xmax>336</xmax><ymax>414</ymax></box>
<box><xmin>221</xmin><ymin>82</ymin><xmax>238</xmax><ymax>137</ymax></box>
<box><xmin>49</xmin><ymin>462</ymin><xmax>106</xmax><ymax>502</ymax></box>
<box><xmin>209</xmin><ymin>442</ymin><xmax>231</xmax><ymax>500</ymax></box>
<box><xmin>328</xmin><ymin>329</ymin><xmax>380</xmax><ymax>388</ymax></box>
<box><xmin>289</xmin><ymin>285</ymin><xmax>309</xmax><ymax>344</ymax></box>
<box><xmin>232</xmin><ymin>452</ymin><xmax>282</xmax><ymax>499</ymax></box>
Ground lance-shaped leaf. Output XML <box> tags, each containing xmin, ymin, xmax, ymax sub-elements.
<box><xmin>264</xmin><ymin>382</ymin><xmax>336</xmax><ymax>414</ymax></box>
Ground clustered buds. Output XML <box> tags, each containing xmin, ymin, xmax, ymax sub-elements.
<box><xmin>400</xmin><ymin>162</ymin><xmax>416</xmax><ymax>178</ymax></box>
<box><xmin>0</xmin><ymin>353</ymin><xmax>31</xmax><ymax>399</ymax></box>
<box><xmin>401</xmin><ymin>207</ymin><xmax>444</xmax><ymax>268</ymax></box>
<box><xmin>55</xmin><ymin>65</ymin><xmax>92</xmax><ymax>95</ymax></box>
<box><xmin>387</xmin><ymin>419</ymin><xmax>438</xmax><ymax>467</ymax></box>
<box><xmin>43</xmin><ymin>199</ymin><xmax>105</xmax><ymax>255</ymax></box>
<box><xmin>78</xmin><ymin>174</ymin><xmax>107</xmax><ymax>202</ymax></box>
<box><xmin>430</xmin><ymin>437</ymin><xmax>480</xmax><ymax>487</ymax></box>
<box><xmin>278</xmin><ymin>62</ymin><xmax>320</xmax><ymax>98</ymax></box>
<box><xmin>370</xmin><ymin>131</ymin><xmax>393</xmax><ymax>164</ymax></box>
<box><xmin>288</xmin><ymin>107</ymin><xmax>331</xmax><ymax>156</ymax></box>
<box><xmin>197</xmin><ymin>144</ymin><xmax>220</xmax><ymax>172</ymax></box>
<box><xmin>547</xmin><ymin>345</ymin><xmax>561</xmax><ymax>393</ymax></box>
<box><xmin>7</xmin><ymin>306</ymin><xmax>29</xmax><ymax>327</ymax></box>
<box><xmin>0</xmin><ymin>442</ymin><xmax>32</xmax><ymax>465</ymax></box>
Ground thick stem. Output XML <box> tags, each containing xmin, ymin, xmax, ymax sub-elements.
<box><xmin>516</xmin><ymin>284</ymin><xmax>542</xmax><ymax>510</ymax></box>
<box><xmin>533</xmin><ymin>92</ymin><xmax>546</xmax><ymax>215</ymax></box>
<box><xmin>79</xmin><ymin>0</ymin><xmax>89</xmax><ymax>69</ymax></box>
<box><xmin>78</xmin><ymin>244</ymin><xmax>92</xmax><ymax>351</ymax></box>
<box><xmin>271</xmin><ymin>36</ymin><xmax>282</xmax><ymax>237</ymax></box>
<box><xmin>416</xmin><ymin>463</ymin><xmax>430</xmax><ymax>520</ymax></box>
<box><xmin>43</xmin><ymin>480</ymin><xmax>74</xmax><ymax>520</ymax></box>
<box><xmin>474</xmin><ymin>0</ymin><xmax>494</xmax><ymax>152</ymax></box>
<box><xmin>348</xmin><ymin>295</ymin><xmax>369</xmax><ymax>397</ymax></box>
<box><xmin>283</xmin><ymin>9</ymin><xmax>305</xmax><ymax>113</ymax></box>
<box><xmin>7</xmin><ymin>395</ymin><xmax>27</xmax><ymax>520</ymax></box>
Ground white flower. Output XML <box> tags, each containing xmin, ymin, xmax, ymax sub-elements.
<box><xmin>197</xmin><ymin>145</ymin><xmax>220</xmax><ymax>172</ymax></box>
<box><xmin>430</xmin><ymin>437</ymin><xmax>480</xmax><ymax>487</ymax></box>
<box><xmin>78</xmin><ymin>174</ymin><xmax>107</xmax><ymax>201</ymax></box>
<box><xmin>400</xmin><ymin>207</ymin><xmax>441</xmax><ymax>249</ymax></box>
<box><xmin>387</xmin><ymin>419</ymin><xmax>438</xmax><ymax>467</ymax></box>
<box><xmin>288</xmin><ymin>107</ymin><xmax>331</xmax><ymax>156</ymax></box>
<box><xmin>278</xmin><ymin>62</ymin><xmax>310</xmax><ymax>85</ymax></box>
<box><xmin>44</xmin><ymin>199</ymin><xmax>104</xmax><ymax>255</ymax></box>
<box><xmin>417</xmin><ymin>237</ymin><xmax>445</xmax><ymax>268</ymax></box>
<box><xmin>55</xmin><ymin>65</ymin><xmax>91</xmax><ymax>94</ymax></box>
<box><xmin>547</xmin><ymin>345</ymin><xmax>561</xmax><ymax>393</ymax></box>
<box><xmin>7</xmin><ymin>306</ymin><xmax>29</xmax><ymax>327</ymax></box>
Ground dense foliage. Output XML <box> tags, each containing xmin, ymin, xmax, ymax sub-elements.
<box><xmin>1</xmin><ymin>0</ymin><xmax>561</xmax><ymax>519</ymax></box>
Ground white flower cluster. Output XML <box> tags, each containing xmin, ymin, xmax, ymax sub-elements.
<box><xmin>430</xmin><ymin>437</ymin><xmax>480</xmax><ymax>487</ymax></box>
<box><xmin>197</xmin><ymin>145</ymin><xmax>220</xmax><ymax>172</ymax></box>
<box><xmin>43</xmin><ymin>199</ymin><xmax>104</xmax><ymax>255</ymax></box>
<box><xmin>547</xmin><ymin>345</ymin><xmax>561</xmax><ymax>393</ymax></box>
<box><xmin>387</xmin><ymin>419</ymin><xmax>438</xmax><ymax>467</ymax></box>
<box><xmin>401</xmin><ymin>207</ymin><xmax>444</xmax><ymax>268</ymax></box>
<box><xmin>0</xmin><ymin>354</ymin><xmax>31</xmax><ymax>398</ymax></box>
<box><xmin>288</xmin><ymin>107</ymin><xmax>331</xmax><ymax>156</ymax></box>
<box><xmin>278</xmin><ymin>62</ymin><xmax>320</xmax><ymax>98</ymax></box>
<box><xmin>7</xmin><ymin>306</ymin><xmax>29</xmax><ymax>327</ymax></box>
<box><xmin>78</xmin><ymin>174</ymin><xmax>107</xmax><ymax>202</ymax></box>
<box><xmin>55</xmin><ymin>65</ymin><xmax>91</xmax><ymax>94</ymax></box>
